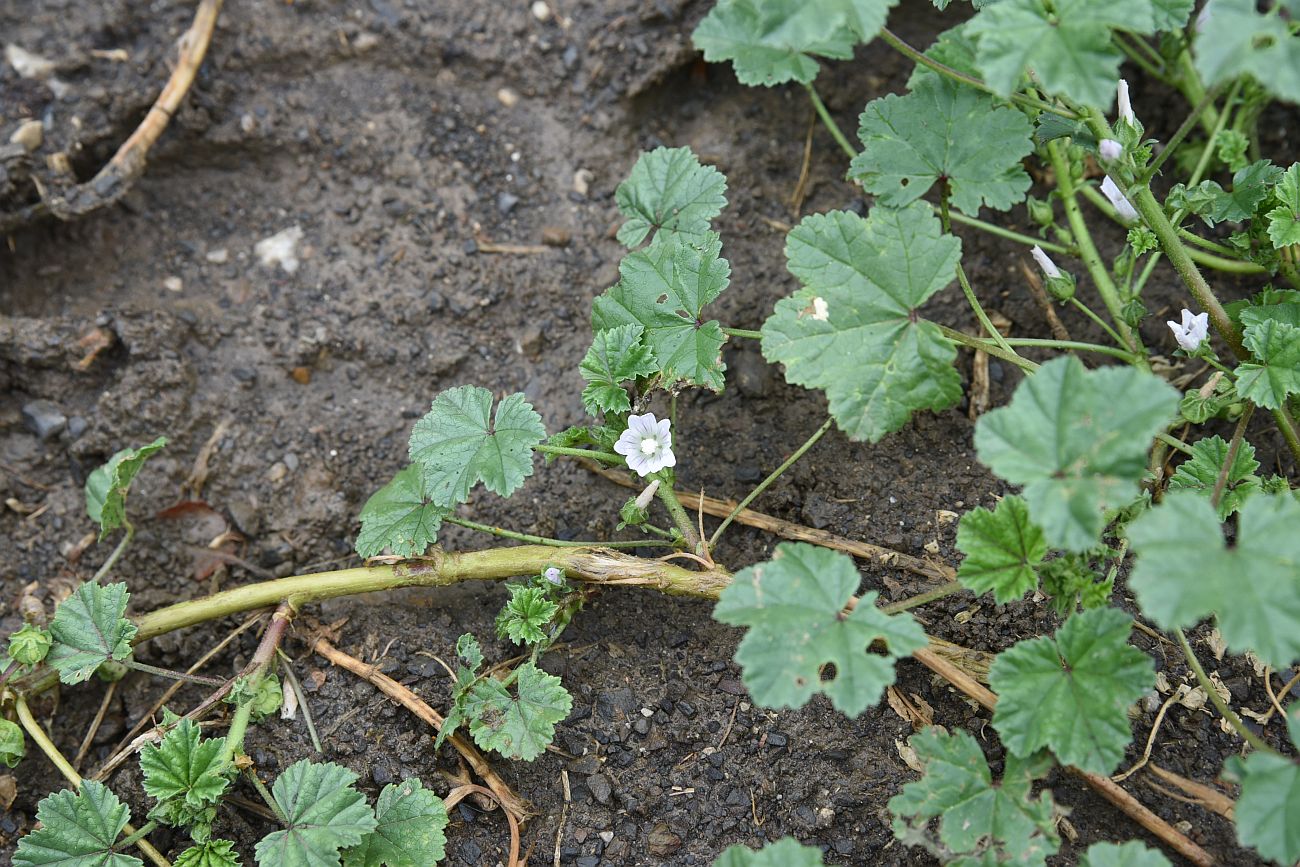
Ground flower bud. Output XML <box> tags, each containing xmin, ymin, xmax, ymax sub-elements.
<box><xmin>1098</xmin><ymin>138</ymin><xmax>1123</xmax><ymax>162</ymax></box>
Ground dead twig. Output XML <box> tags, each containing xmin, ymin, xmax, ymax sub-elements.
<box><xmin>309</xmin><ymin>636</ymin><xmax>530</xmax><ymax>826</ymax></box>
<box><xmin>1</xmin><ymin>0</ymin><xmax>224</xmax><ymax>233</ymax></box>
<box><xmin>789</xmin><ymin>112</ymin><xmax>816</xmax><ymax>215</ymax></box>
<box><xmin>553</xmin><ymin>770</ymin><xmax>571</xmax><ymax>867</ymax></box>
<box><xmin>585</xmin><ymin>461</ymin><xmax>955</xmax><ymax>584</ymax></box>
<box><xmin>1145</xmin><ymin>763</ymin><xmax>1236</xmax><ymax>821</ymax></box>
<box><xmin>441</xmin><ymin>783</ymin><xmax>522</xmax><ymax>867</ymax></box>
<box><xmin>73</xmin><ymin>681</ymin><xmax>117</xmax><ymax>770</ymax></box>
<box><xmin>1112</xmin><ymin>688</ymin><xmax>1181</xmax><ymax>783</ymax></box>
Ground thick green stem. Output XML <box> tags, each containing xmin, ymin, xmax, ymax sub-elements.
<box><xmin>15</xmin><ymin>696</ymin><xmax>172</xmax><ymax>867</ymax></box>
<box><xmin>1001</xmin><ymin>337</ymin><xmax>1141</xmax><ymax>363</ymax></box>
<box><xmin>709</xmin><ymin>418</ymin><xmax>833</xmax><ymax>548</ymax></box>
<box><xmin>445</xmin><ymin>516</ymin><xmax>674</xmax><ymax>549</ymax></box>
<box><xmin>91</xmin><ymin>523</ymin><xmax>133</xmax><ymax>584</ymax></box>
<box><xmin>133</xmin><ymin>546</ymin><xmax>731</xmax><ymax>641</ymax></box>
<box><xmin>534</xmin><ymin>444</ymin><xmax>622</xmax><ymax>465</ymax></box>
<box><xmin>804</xmin><ymin>83</ymin><xmax>856</xmax><ymax>160</ymax></box>
<box><xmin>1271</xmin><ymin>408</ymin><xmax>1300</xmax><ymax>464</ymax></box>
<box><xmin>937</xmin><ymin>324</ymin><xmax>1038</xmax><ymax>373</ymax></box>
<box><xmin>1156</xmin><ymin>432</ymin><xmax>1195</xmax><ymax>456</ymax></box>
<box><xmin>1211</xmin><ymin>405</ymin><xmax>1254</xmax><ymax>510</ymax></box>
<box><xmin>879</xmin><ymin>582</ymin><xmax>965</xmax><ymax>615</ymax></box>
<box><xmin>1174</xmin><ymin>49</ymin><xmax>1220</xmax><ymax>136</ymax></box>
<box><xmin>1046</xmin><ymin>140</ymin><xmax>1140</xmax><ymax>354</ymax></box>
<box><xmin>948</xmin><ymin>209</ymin><xmax>1075</xmax><ymax>255</ymax></box>
<box><xmin>656</xmin><ymin>478</ymin><xmax>704</xmax><ymax>554</ymax></box>
<box><xmin>113</xmin><ymin>821</ymin><xmax>159</xmax><ymax>852</ymax></box>
<box><xmin>245</xmin><ymin>767</ymin><xmax>288</xmax><ymax>825</ymax></box>
<box><xmin>722</xmin><ymin>327</ymin><xmax>763</xmax><ymax>341</ymax></box>
<box><xmin>1175</xmin><ymin>628</ymin><xmax>1279</xmax><ymax>755</ymax></box>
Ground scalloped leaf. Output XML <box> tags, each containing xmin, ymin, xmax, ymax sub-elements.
<box><xmin>355</xmin><ymin>466</ymin><xmax>450</xmax><ymax>559</ymax></box>
<box><xmin>462</xmin><ymin>663</ymin><xmax>572</xmax><ymax>761</ymax></box>
<box><xmin>850</xmin><ymin>76</ymin><xmax>1034</xmax><ymax>216</ymax></box>
<box><xmin>712</xmin><ymin>837</ymin><xmax>827</xmax><ymax>866</ymax></box>
<box><xmin>591</xmin><ymin>233</ymin><xmax>730</xmax><ymax>391</ymax></box>
<box><xmin>956</xmin><ymin>496</ymin><xmax>1047</xmax><ymax>603</ymax></box>
<box><xmin>175</xmin><ymin>841</ymin><xmax>241</xmax><ymax>867</ymax></box>
<box><xmin>579</xmin><ymin>324</ymin><xmax>659</xmax><ymax>415</ymax></box>
<box><xmin>255</xmin><ymin>760</ymin><xmax>378</xmax><ymax>867</ymax></box>
<box><xmin>615</xmin><ymin>147</ymin><xmax>727</xmax><ymax>247</ymax></box>
<box><xmin>1127</xmin><ymin>491</ymin><xmax>1300</xmax><ymax>670</ymax></box>
<box><xmin>14</xmin><ymin>780</ymin><xmax>141</xmax><ymax>867</ymax></box>
<box><xmin>140</xmin><ymin>718</ymin><xmax>231</xmax><ymax>813</ymax></box>
<box><xmin>1265</xmin><ymin>164</ymin><xmax>1300</xmax><ymax>248</ymax></box>
<box><xmin>342</xmin><ymin>780</ymin><xmax>448</xmax><ymax>867</ymax></box>
<box><xmin>889</xmin><ymin>727</ymin><xmax>1058</xmax><ymax>865</ymax></box>
<box><xmin>974</xmin><ymin>356</ymin><xmax>1179</xmax><ymax>551</ymax></box>
<box><xmin>714</xmin><ymin>543</ymin><xmax>927</xmax><ymax>716</ymax></box>
<box><xmin>989</xmin><ymin>608</ymin><xmax>1152</xmax><ymax>774</ymax></box>
<box><xmin>1235</xmin><ymin>318</ymin><xmax>1300</xmax><ymax>410</ymax></box>
<box><xmin>48</xmin><ymin>582</ymin><xmax>138</xmax><ymax>685</ymax></box>
<box><xmin>1194</xmin><ymin>0</ymin><xmax>1300</xmax><ymax>104</ymax></box>
<box><xmin>1079</xmin><ymin>841</ymin><xmax>1171</xmax><ymax>867</ymax></box>
<box><xmin>761</xmin><ymin>203</ymin><xmax>963</xmax><ymax>442</ymax></box>
<box><xmin>408</xmin><ymin>387</ymin><xmax>546</xmax><ymax>507</ymax></box>
<box><xmin>495</xmin><ymin>584</ymin><xmax>559</xmax><ymax>646</ymax></box>
<box><xmin>1167</xmin><ymin>435</ymin><xmax>1261</xmax><ymax>519</ymax></box>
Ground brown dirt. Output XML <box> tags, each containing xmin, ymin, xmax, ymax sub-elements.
<box><xmin>2</xmin><ymin>2</ymin><xmax>1294</xmax><ymax>865</ymax></box>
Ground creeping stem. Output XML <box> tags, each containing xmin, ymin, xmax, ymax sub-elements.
<box><xmin>1174</xmin><ymin>628</ymin><xmax>1279</xmax><ymax>756</ymax></box>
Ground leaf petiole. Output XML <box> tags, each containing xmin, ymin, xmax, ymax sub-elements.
<box><xmin>445</xmin><ymin>516</ymin><xmax>676</xmax><ymax>549</ymax></box>
<box><xmin>1174</xmin><ymin>628</ymin><xmax>1280</xmax><ymax>756</ymax></box>
<box><xmin>533</xmin><ymin>444</ymin><xmax>623</xmax><ymax>465</ymax></box>
<box><xmin>803</xmin><ymin>82</ymin><xmax>855</xmax><ymax>160</ymax></box>
<box><xmin>90</xmin><ymin>521</ymin><xmax>133</xmax><ymax>585</ymax></box>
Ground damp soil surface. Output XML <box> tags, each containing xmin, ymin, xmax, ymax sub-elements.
<box><xmin>2</xmin><ymin>2</ymin><xmax>1296</xmax><ymax>865</ymax></box>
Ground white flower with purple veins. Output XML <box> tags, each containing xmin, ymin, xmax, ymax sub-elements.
<box><xmin>1030</xmin><ymin>245</ymin><xmax>1061</xmax><ymax>279</ymax></box>
<box><xmin>614</xmin><ymin>413</ymin><xmax>676</xmax><ymax>477</ymax></box>
<box><xmin>1117</xmin><ymin>79</ymin><xmax>1135</xmax><ymax>126</ymax></box>
<box><xmin>1101</xmin><ymin>176</ymin><xmax>1140</xmax><ymax>223</ymax></box>
<box><xmin>543</xmin><ymin>566</ymin><xmax>564</xmax><ymax>585</ymax></box>
<box><xmin>1167</xmin><ymin>309</ymin><xmax>1209</xmax><ymax>352</ymax></box>
<box><xmin>1098</xmin><ymin>138</ymin><xmax>1123</xmax><ymax>162</ymax></box>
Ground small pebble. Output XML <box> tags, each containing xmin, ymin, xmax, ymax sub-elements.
<box><xmin>531</xmin><ymin>0</ymin><xmax>552</xmax><ymax>21</ymax></box>
<box><xmin>496</xmin><ymin>87</ymin><xmax>520</xmax><ymax>108</ymax></box>
<box><xmin>255</xmin><ymin>225</ymin><xmax>304</xmax><ymax>274</ymax></box>
<box><xmin>541</xmin><ymin>226</ymin><xmax>570</xmax><ymax>247</ymax></box>
<box><xmin>21</xmin><ymin>400</ymin><xmax>66</xmax><ymax>440</ymax></box>
<box><xmin>497</xmin><ymin>192</ymin><xmax>519</xmax><ymax>215</ymax></box>
<box><xmin>9</xmin><ymin>119</ymin><xmax>42</xmax><ymax>151</ymax></box>
<box><xmin>163</xmin><ymin>276</ymin><xmax>183</xmax><ymax>292</ymax></box>
<box><xmin>573</xmin><ymin>168</ymin><xmax>593</xmax><ymax>197</ymax></box>
<box><xmin>290</xmin><ymin>366</ymin><xmax>311</xmax><ymax>384</ymax></box>
<box><xmin>205</xmin><ymin>247</ymin><xmax>229</xmax><ymax>264</ymax></box>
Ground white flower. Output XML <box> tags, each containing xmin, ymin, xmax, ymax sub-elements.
<box><xmin>613</xmin><ymin>413</ymin><xmax>676</xmax><ymax>477</ymax></box>
<box><xmin>1100</xmin><ymin>176</ymin><xmax>1139</xmax><ymax>223</ymax></box>
<box><xmin>1098</xmin><ymin>138</ymin><xmax>1123</xmax><ymax>162</ymax></box>
<box><xmin>634</xmin><ymin>479</ymin><xmax>661</xmax><ymax>510</ymax></box>
<box><xmin>1030</xmin><ymin>245</ymin><xmax>1062</xmax><ymax>279</ymax></box>
<box><xmin>1167</xmin><ymin>309</ymin><xmax>1209</xmax><ymax>352</ymax></box>
<box><xmin>543</xmin><ymin>566</ymin><xmax>564</xmax><ymax>585</ymax></box>
<box><xmin>811</xmin><ymin>297</ymin><xmax>829</xmax><ymax>321</ymax></box>
<box><xmin>1117</xmin><ymin>79</ymin><xmax>1135</xmax><ymax>125</ymax></box>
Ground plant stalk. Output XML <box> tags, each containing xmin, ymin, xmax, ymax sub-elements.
<box><xmin>656</xmin><ymin>478</ymin><xmax>704</xmax><ymax>554</ymax></box>
<box><xmin>936</xmin><ymin>324</ymin><xmax>1038</xmax><ymax>373</ymax></box>
<box><xmin>534</xmin><ymin>444</ymin><xmax>623</xmax><ymax>465</ymax></box>
<box><xmin>803</xmin><ymin>83</ymin><xmax>856</xmax><ymax>160</ymax></box>
<box><xmin>91</xmin><ymin>523</ymin><xmax>133</xmax><ymax>584</ymax></box>
<box><xmin>722</xmin><ymin>327</ymin><xmax>763</xmax><ymax>341</ymax></box>
<box><xmin>445</xmin><ymin>516</ymin><xmax>675</xmax><ymax>549</ymax></box>
<box><xmin>709</xmin><ymin>418</ymin><xmax>833</xmax><ymax>548</ymax></box>
<box><xmin>1174</xmin><ymin>628</ymin><xmax>1278</xmax><ymax>755</ymax></box>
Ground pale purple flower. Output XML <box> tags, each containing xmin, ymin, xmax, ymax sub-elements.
<box><xmin>543</xmin><ymin>566</ymin><xmax>564</xmax><ymax>585</ymax></box>
<box><xmin>1167</xmin><ymin>309</ymin><xmax>1209</xmax><ymax>352</ymax></box>
<box><xmin>634</xmin><ymin>479</ymin><xmax>661</xmax><ymax>510</ymax></box>
<box><xmin>613</xmin><ymin>413</ymin><xmax>676</xmax><ymax>477</ymax></box>
<box><xmin>1101</xmin><ymin>176</ymin><xmax>1139</xmax><ymax>223</ymax></box>
<box><xmin>1030</xmin><ymin>245</ymin><xmax>1062</xmax><ymax>279</ymax></box>
<box><xmin>1098</xmin><ymin>138</ymin><xmax>1123</xmax><ymax>162</ymax></box>
<box><xmin>1117</xmin><ymin>79</ymin><xmax>1135</xmax><ymax>126</ymax></box>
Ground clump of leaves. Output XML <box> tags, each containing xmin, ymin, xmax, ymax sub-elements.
<box><xmin>437</xmin><ymin>634</ymin><xmax>572</xmax><ymax>761</ymax></box>
<box><xmin>85</xmin><ymin>436</ymin><xmax>167</xmax><ymax>539</ymax></box>
<box><xmin>140</xmin><ymin>713</ymin><xmax>234</xmax><ymax>843</ymax></box>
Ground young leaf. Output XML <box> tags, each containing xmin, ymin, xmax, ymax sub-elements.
<box><xmin>0</xmin><ymin>718</ymin><xmax>24</xmax><ymax>768</ymax></box>
<box><xmin>966</xmin><ymin>0</ymin><xmax>1155</xmax><ymax>109</ymax></box>
<box><xmin>456</xmin><ymin>633</ymin><xmax>483</xmax><ymax>672</ymax></box>
<box><xmin>341</xmin><ymin>779</ymin><xmax>449</xmax><ymax>867</ymax></box>
<box><xmin>1265</xmin><ymin>164</ymin><xmax>1300</xmax><ymax>248</ymax></box>
<box><xmin>1150</xmin><ymin>0</ymin><xmax>1194</xmax><ymax>30</ymax></box>
<box><xmin>14</xmin><ymin>780</ymin><xmax>141</xmax><ymax>867</ymax></box>
<box><xmin>849</xmin><ymin>76</ymin><xmax>1034</xmax><ymax>216</ymax></box>
<box><xmin>889</xmin><ymin>727</ymin><xmax>1058</xmax><ymax>865</ymax></box>
<box><xmin>974</xmin><ymin>356</ymin><xmax>1179</xmax><ymax>551</ymax></box>
<box><xmin>1167</xmin><ymin>435</ymin><xmax>1261</xmax><ymax>518</ymax></box>
<box><xmin>1127</xmin><ymin>491</ymin><xmax>1300</xmax><ymax>669</ymax></box>
<box><xmin>48</xmin><ymin>582</ymin><xmax>138</xmax><ymax>685</ymax></box>
<box><xmin>579</xmin><ymin>324</ymin><xmax>658</xmax><ymax>415</ymax></box>
<box><xmin>254</xmin><ymin>760</ymin><xmax>378</xmax><ymax>867</ymax></box>
<box><xmin>712</xmin><ymin>837</ymin><xmax>827</xmax><ymax>866</ymax></box>
<box><xmin>955</xmin><ymin>496</ymin><xmax>1047</xmax><ymax>603</ymax></box>
<box><xmin>1235</xmin><ymin>318</ymin><xmax>1300</xmax><ymax>410</ymax></box>
<box><xmin>614</xmin><ymin>146</ymin><xmax>727</xmax><ymax>247</ymax></box>
<box><xmin>408</xmin><ymin>386</ymin><xmax>546</xmax><ymax>507</ymax></box>
<box><xmin>692</xmin><ymin>0</ymin><xmax>873</xmax><ymax>88</ymax></box>
<box><xmin>140</xmin><ymin>718</ymin><xmax>231</xmax><ymax>814</ymax></box>
<box><xmin>1193</xmin><ymin>0</ymin><xmax>1300</xmax><ymax>104</ymax></box>
<box><xmin>1079</xmin><ymin>841</ymin><xmax>1171</xmax><ymax>867</ymax></box>
<box><xmin>174</xmin><ymin>840</ymin><xmax>241</xmax><ymax>867</ymax></box>
<box><xmin>85</xmin><ymin>436</ymin><xmax>167</xmax><ymax>539</ymax></box>
<box><xmin>714</xmin><ymin>543</ymin><xmax>927</xmax><ymax>716</ymax></box>
<box><xmin>462</xmin><ymin>663</ymin><xmax>572</xmax><ymax>761</ymax></box>
<box><xmin>355</xmin><ymin>466</ymin><xmax>450</xmax><ymax>559</ymax></box>
<box><xmin>591</xmin><ymin>233</ymin><xmax>730</xmax><ymax>391</ymax></box>
<box><xmin>761</xmin><ymin>203</ymin><xmax>963</xmax><ymax>442</ymax></box>
<box><xmin>496</xmin><ymin>584</ymin><xmax>559</xmax><ymax>646</ymax></box>
<box><xmin>989</xmin><ymin>607</ymin><xmax>1153</xmax><ymax>774</ymax></box>
<box><xmin>1168</xmin><ymin>160</ymin><xmax>1283</xmax><ymax>227</ymax></box>
<box><xmin>8</xmin><ymin>622</ymin><xmax>52</xmax><ymax>666</ymax></box>
<box><xmin>906</xmin><ymin>23</ymin><xmax>980</xmax><ymax>88</ymax></box>
<box><xmin>1229</xmin><ymin>750</ymin><xmax>1300</xmax><ymax>865</ymax></box>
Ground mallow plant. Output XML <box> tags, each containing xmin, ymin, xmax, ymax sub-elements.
<box><xmin>5</xmin><ymin>0</ymin><xmax>1300</xmax><ymax>864</ymax></box>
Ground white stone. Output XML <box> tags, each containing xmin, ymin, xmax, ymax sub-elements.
<box><xmin>255</xmin><ymin>225</ymin><xmax>304</xmax><ymax>274</ymax></box>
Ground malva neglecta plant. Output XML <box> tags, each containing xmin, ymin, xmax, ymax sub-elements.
<box><xmin>5</xmin><ymin>0</ymin><xmax>1300</xmax><ymax>864</ymax></box>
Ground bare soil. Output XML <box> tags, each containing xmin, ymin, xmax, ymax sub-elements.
<box><xmin>2</xmin><ymin>2</ymin><xmax>1295</xmax><ymax>865</ymax></box>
